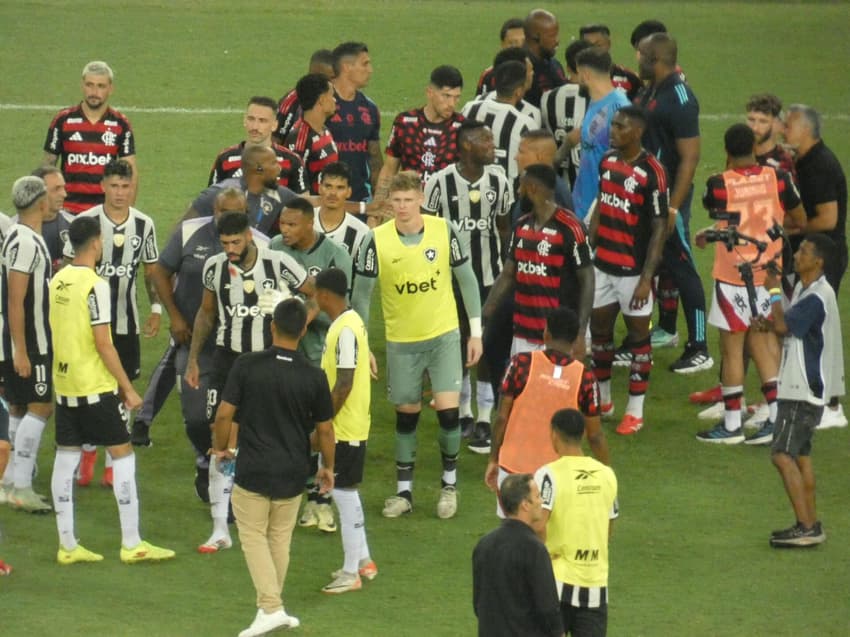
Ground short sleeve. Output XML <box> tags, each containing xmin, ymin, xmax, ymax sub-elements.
<box><xmin>277</xmin><ymin>252</ymin><xmax>308</xmax><ymax>291</ymax></box>
<box><xmin>118</xmin><ymin>121</ymin><xmax>135</xmax><ymax>157</ymax></box>
<box><xmin>448</xmin><ymin>224</ymin><xmax>468</xmax><ymax>267</ymax></box>
<box><xmin>354</xmin><ymin>231</ymin><xmax>378</xmax><ymax>278</ymax></box>
<box><xmin>157</xmin><ymin>227</ymin><xmax>183</xmax><ymax>274</ymax></box>
<box><xmin>44</xmin><ymin>114</ymin><xmax>63</xmax><ymax>154</ymax></box>
<box><xmin>88</xmin><ymin>279</ymin><xmax>112</xmax><ymax>325</ymax></box>
<box><xmin>702</xmin><ymin>174</ymin><xmax>725</xmax><ymax>212</ymax></box>
<box><xmin>142</xmin><ymin>218</ymin><xmax>159</xmax><ymax>263</ymax></box>
<box><xmin>202</xmin><ymin>257</ymin><xmax>218</xmax><ymax>292</ymax></box>
<box><xmin>535</xmin><ymin>465</ymin><xmax>556</xmax><ymax>511</ymax></box>
<box><xmin>423</xmin><ymin>174</ymin><xmax>442</xmax><ymax>214</ymax></box>
<box><xmin>335</xmin><ymin>325</ymin><xmax>358</xmax><ymax>369</ymax></box>
<box><xmin>669</xmin><ymin>88</ymin><xmax>700</xmax><ymax>139</ymax></box>
<box><xmin>7</xmin><ymin>235</ymin><xmax>41</xmax><ymax>274</ymax></box>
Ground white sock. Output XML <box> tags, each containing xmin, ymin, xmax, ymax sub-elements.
<box><xmin>13</xmin><ymin>412</ymin><xmax>47</xmax><ymax>489</ymax></box>
<box><xmin>626</xmin><ymin>394</ymin><xmax>645</xmax><ymax>418</ymax></box>
<box><xmin>333</xmin><ymin>488</ymin><xmax>366</xmax><ymax>574</ymax></box>
<box><xmin>105</xmin><ymin>453</ymin><xmax>113</xmax><ymax>469</ymax></box>
<box><xmin>81</xmin><ymin>443</ymin><xmax>96</xmax><ymax>453</ymax></box>
<box><xmin>51</xmin><ymin>449</ymin><xmax>80</xmax><ymax>550</ymax></box>
<box><xmin>459</xmin><ymin>373</ymin><xmax>472</xmax><ymax>419</ymax></box>
<box><xmin>442</xmin><ymin>469</ymin><xmax>457</xmax><ymax>486</ymax></box>
<box><xmin>476</xmin><ymin>381</ymin><xmax>494</xmax><ymax>423</ymax></box>
<box><xmin>208</xmin><ymin>457</ymin><xmax>233</xmax><ymax>539</ymax></box>
<box><xmin>358</xmin><ymin>533</ymin><xmax>372</xmax><ymax>564</ymax></box>
<box><xmin>2</xmin><ymin>415</ymin><xmax>21</xmax><ymax>487</ymax></box>
<box><xmin>599</xmin><ymin>379</ymin><xmax>612</xmax><ymax>406</ymax></box>
<box><xmin>111</xmin><ymin>454</ymin><xmax>141</xmax><ymax>548</ymax></box>
<box><xmin>397</xmin><ymin>479</ymin><xmax>412</xmax><ymax>495</ymax></box>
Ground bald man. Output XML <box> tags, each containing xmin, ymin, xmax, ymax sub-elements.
<box><xmin>523</xmin><ymin>9</ymin><xmax>567</xmax><ymax>107</ymax></box>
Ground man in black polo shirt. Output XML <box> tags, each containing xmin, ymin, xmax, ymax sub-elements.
<box><xmin>472</xmin><ymin>472</ymin><xmax>563</xmax><ymax>637</ymax></box>
<box><xmin>784</xmin><ymin>104</ymin><xmax>848</xmax><ymax>430</ymax></box>
<box><xmin>784</xmin><ymin>105</ymin><xmax>847</xmax><ymax>292</ymax></box>
<box><xmin>636</xmin><ymin>32</ymin><xmax>712</xmax><ymax>374</ymax></box>
<box><xmin>523</xmin><ymin>9</ymin><xmax>566</xmax><ymax>107</ymax></box>
<box><xmin>213</xmin><ymin>298</ymin><xmax>334</xmax><ymax>636</ymax></box>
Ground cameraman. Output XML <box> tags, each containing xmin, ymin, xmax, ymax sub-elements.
<box><xmin>694</xmin><ymin>124</ymin><xmax>806</xmax><ymax>445</ymax></box>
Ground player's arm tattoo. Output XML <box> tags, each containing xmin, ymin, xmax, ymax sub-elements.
<box><xmin>43</xmin><ymin>152</ymin><xmax>59</xmax><ymax>166</ymax></box>
<box><xmin>330</xmin><ymin>368</ymin><xmax>355</xmax><ymax>415</ymax></box>
<box><xmin>188</xmin><ymin>289</ymin><xmax>217</xmax><ymax>362</ymax></box>
<box><xmin>368</xmin><ymin>140</ymin><xmax>384</xmax><ymax>190</ymax></box>
<box><xmin>143</xmin><ymin>262</ymin><xmax>161</xmax><ymax>306</ymax></box>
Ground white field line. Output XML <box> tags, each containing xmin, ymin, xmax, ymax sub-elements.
<box><xmin>1</xmin><ymin>103</ymin><xmax>849</xmax><ymax>121</ymax></box>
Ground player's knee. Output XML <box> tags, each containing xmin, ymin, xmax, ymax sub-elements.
<box><xmin>185</xmin><ymin>420</ymin><xmax>212</xmax><ymax>457</ymax></box>
<box><xmin>396</xmin><ymin>411</ymin><xmax>420</xmax><ymax>434</ymax></box>
<box><xmin>436</xmin><ymin>407</ymin><xmax>459</xmax><ymax>431</ymax></box>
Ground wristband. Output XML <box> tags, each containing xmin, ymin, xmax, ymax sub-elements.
<box><xmin>770</xmin><ymin>294</ymin><xmax>782</xmax><ymax>305</ymax></box>
<box><xmin>768</xmin><ymin>288</ymin><xmax>781</xmax><ymax>296</ymax></box>
<box><xmin>359</xmin><ymin>201</ymin><xmax>366</xmax><ymax>215</ymax></box>
<box><xmin>469</xmin><ymin>317</ymin><xmax>483</xmax><ymax>339</ymax></box>
<box><xmin>150</xmin><ymin>303</ymin><xmax>163</xmax><ymax>315</ymax></box>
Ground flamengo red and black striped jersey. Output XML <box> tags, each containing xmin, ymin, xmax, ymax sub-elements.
<box><xmin>207</xmin><ymin>141</ymin><xmax>308</xmax><ymax>193</ymax></box>
<box><xmin>757</xmin><ymin>145</ymin><xmax>796</xmax><ymax>182</ymax></box>
<box><xmin>386</xmin><ymin>109</ymin><xmax>464</xmax><ymax>184</ymax></box>
<box><xmin>43</xmin><ymin>104</ymin><xmax>135</xmax><ymax>214</ymax></box>
<box><xmin>276</xmin><ymin>89</ymin><xmax>301</xmax><ymax>141</ymax></box>
<box><xmin>594</xmin><ymin>150</ymin><xmax>669</xmax><ymax>276</ymax></box>
<box><xmin>610</xmin><ymin>64</ymin><xmax>642</xmax><ymax>102</ymax></box>
<box><xmin>284</xmin><ymin>119</ymin><xmax>339</xmax><ymax>194</ymax></box>
<box><xmin>509</xmin><ymin>208</ymin><xmax>592</xmax><ymax>343</ymax></box>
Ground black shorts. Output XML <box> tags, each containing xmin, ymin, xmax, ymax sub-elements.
<box><xmin>561</xmin><ymin>603</ymin><xmax>607</xmax><ymax>637</ymax></box>
<box><xmin>207</xmin><ymin>347</ymin><xmax>241</xmax><ymax>422</ymax></box>
<box><xmin>334</xmin><ymin>440</ymin><xmax>367</xmax><ymax>489</ymax></box>
<box><xmin>55</xmin><ymin>392</ymin><xmax>130</xmax><ymax>447</ymax></box>
<box><xmin>113</xmin><ymin>333</ymin><xmax>141</xmax><ymax>381</ymax></box>
<box><xmin>771</xmin><ymin>399</ymin><xmax>823</xmax><ymax>458</ymax></box>
<box><xmin>4</xmin><ymin>353</ymin><xmax>52</xmax><ymax>406</ymax></box>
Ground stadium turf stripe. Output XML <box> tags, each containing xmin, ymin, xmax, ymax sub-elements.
<box><xmin>1</xmin><ymin>103</ymin><xmax>849</xmax><ymax>121</ymax></box>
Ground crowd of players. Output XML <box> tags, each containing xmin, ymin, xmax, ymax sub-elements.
<box><xmin>0</xmin><ymin>7</ymin><xmax>846</xmax><ymax>636</ymax></box>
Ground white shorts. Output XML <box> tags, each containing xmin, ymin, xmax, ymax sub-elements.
<box><xmin>592</xmin><ymin>269</ymin><xmax>653</xmax><ymax>317</ymax></box>
<box><xmin>708</xmin><ymin>281</ymin><xmax>771</xmax><ymax>332</ymax></box>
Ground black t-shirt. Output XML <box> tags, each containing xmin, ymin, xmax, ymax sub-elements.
<box><xmin>223</xmin><ymin>346</ymin><xmax>333</xmax><ymax>499</ymax></box>
<box><xmin>637</xmin><ymin>73</ymin><xmax>700</xmax><ymax>187</ymax></box>
<box><xmin>472</xmin><ymin>519</ymin><xmax>563</xmax><ymax>637</ymax></box>
<box><xmin>793</xmin><ymin>140</ymin><xmax>848</xmax><ymax>254</ymax></box>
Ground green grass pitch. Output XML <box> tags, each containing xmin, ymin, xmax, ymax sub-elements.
<box><xmin>0</xmin><ymin>1</ymin><xmax>849</xmax><ymax>635</ymax></box>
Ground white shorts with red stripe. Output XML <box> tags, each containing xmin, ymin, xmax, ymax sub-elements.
<box><xmin>708</xmin><ymin>280</ymin><xmax>771</xmax><ymax>332</ymax></box>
